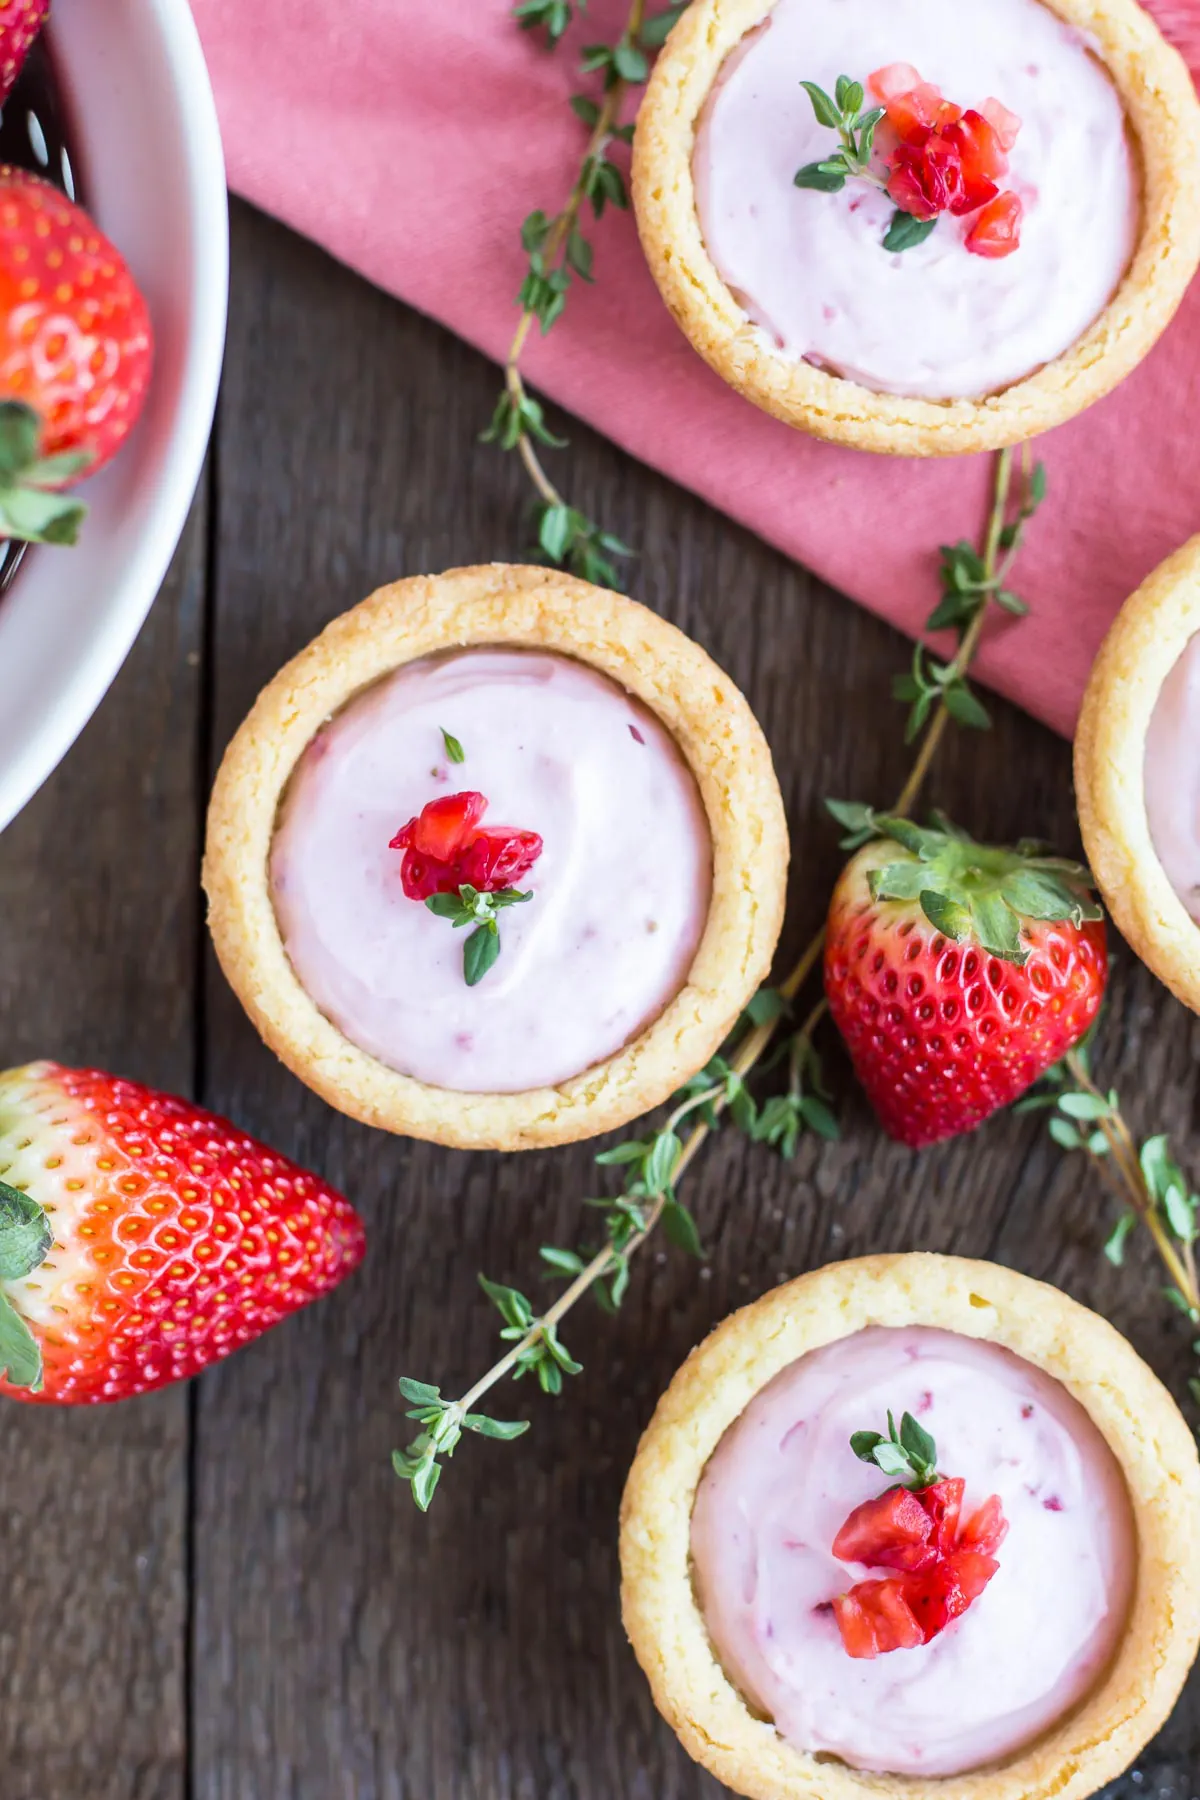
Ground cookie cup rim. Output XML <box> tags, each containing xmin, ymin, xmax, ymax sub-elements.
<box><xmin>202</xmin><ymin>563</ymin><xmax>789</xmax><ymax>1150</ymax></box>
<box><xmin>619</xmin><ymin>1251</ymin><xmax>1200</xmax><ymax>1799</ymax></box>
<box><xmin>631</xmin><ymin>0</ymin><xmax>1200</xmax><ymax>456</ymax></box>
<box><xmin>1075</xmin><ymin>532</ymin><xmax>1200</xmax><ymax>1016</ymax></box>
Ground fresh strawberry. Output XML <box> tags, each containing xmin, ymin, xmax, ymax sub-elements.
<box><xmin>832</xmin><ymin>1485</ymin><xmax>938</xmax><ymax>1571</ymax></box>
<box><xmin>0</xmin><ymin>169</ymin><xmax>153</xmax><ymax>545</ymax></box>
<box><xmin>966</xmin><ymin>190</ymin><xmax>1025</xmax><ymax>258</ymax></box>
<box><xmin>0</xmin><ymin>1061</ymin><xmax>365</xmax><ymax>1404</ymax></box>
<box><xmin>0</xmin><ymin>1</ymin><xmax>46</xmax><ymax>106</ymax></box>
<box><xmin>823</xmin><ymin>812</ymin><xmax>1107</xmax><ymax>1148</ymax></box>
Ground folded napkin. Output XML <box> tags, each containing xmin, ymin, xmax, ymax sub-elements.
<box><xmin>190</xmin><ymin>0</ymin><xmax>1200</xmax><ymax>738</ymax></box>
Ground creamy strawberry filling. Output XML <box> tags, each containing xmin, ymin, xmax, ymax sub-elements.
<box><xmin>1144</xmin><ymin>632</ymin><xmax>1200</xmax><ymax>926</ymax></box>
<box><xmin>692</xmin><ymin>0</ymin><xmax>1138</xmax><ymax>399</ymax></box>
<box><xmin>689</xmin><ymin>1326</ymin><xmax>1135</xmax><ymax>1776</ymax></box>
<box><xmin>269</xmin><ymin>649</ymin><xmax>712</xmax><ymax>1093</ymax></box>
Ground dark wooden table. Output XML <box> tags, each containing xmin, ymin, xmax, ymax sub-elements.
<box><xmin>1</xmin><ymin>198</ymin><xmax>1197</xmax><ymax>1800</ymax></box>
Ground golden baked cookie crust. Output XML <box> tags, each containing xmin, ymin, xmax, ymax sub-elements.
<box><xmin>203</xmin><ymin>564</ymin><xmax>789</xmax><ymax>1151</ymax></box>
<box><xmin>632</xmin><ymin>0</ymin><xmax>1200</xmax><ymax>456</ymax></box>
<box><xmin>620</xmin><ymin>1252</ymin><xmax>1200</xmax><ymax>1800</ymax></box>
<box><xmin>1075</xmin><ymin>534</ymin><xmax>1200</xmax><ymax>1016</ymax></box>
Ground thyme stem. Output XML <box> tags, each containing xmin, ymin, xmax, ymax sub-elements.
<box><xmin>399</xmin><ymin>448</ymin><xmax>1030</xmax><ymax>1484</ymax></box>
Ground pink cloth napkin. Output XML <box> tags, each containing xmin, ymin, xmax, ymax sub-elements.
<box><xmin>190</xmin><ymin>0</ymin><xmax>1200</xmax><ymax>738</ymax></box>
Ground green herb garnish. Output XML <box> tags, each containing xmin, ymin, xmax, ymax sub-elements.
<box><xmin>851</xmin><ymin>1410</ymin><xmax>940</xmax><ymax>1487</ymax></box>
<box><xmin>425</xmin><ymin>883</ymin><xmax>533</xmax><ymax>986</ymax></box>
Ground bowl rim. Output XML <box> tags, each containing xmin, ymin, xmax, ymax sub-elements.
<box><xmin>0</xmin><ymin>0</ymin><xmax>228</xmax><ymax>835</ymax></box>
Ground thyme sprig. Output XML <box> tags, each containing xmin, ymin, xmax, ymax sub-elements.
<box><xmin>425</xmin><ymin>884</ymin><xmax>532</xmax><ymax>986</ymax></box>
<box><xmin>894</xmin><ymin>446</ymin><xmax>1044</xmax><ymax>747</ymax></box>
<box><xmin>793</xmin><ymin>74</ymin><xmax>934</xmax><ymax>254</ymax></box>
<box><xmin>395</xmin><ymin>446</ymin><xmax>1041</xmax><ymax>1506</ymax></box>
<box><xmin>852</xmin><ymin>1410</ymin><xmax>939</xmax><ymax>1487</ymax></box>
<box><xmin>485</xmin><ymin>0</ymin><xmax>680</xmax><ymax>586</ymax></box>
<box><xmin>794</xmin><ymin>77</ymin><xmax>886</xmax><ymax>193</ymax></box>
<box><xmin>1019</xmin><ymin>1046</ymin><xmax>1200</xmax><ymax>1405</ymax></box>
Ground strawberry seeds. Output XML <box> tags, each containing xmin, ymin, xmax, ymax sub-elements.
<box><xmin>831</xmin><ymin>1410</ymin><xmax>1008</xmax><ymax>1659</ymax></box>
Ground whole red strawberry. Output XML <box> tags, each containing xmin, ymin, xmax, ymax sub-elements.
<box><xmin>0</xmin><ymin>1062</ymin><xmax>365</xmax><ymax>1403</ymax></box>
<box><xmin>823</xmin><ymin>812</ymin><xmax>1107</xmax><ymax>1148</ymax></box>
<box><xmin>0</xmin><ymin>1</ymin><xmax>46</xmax><ymax>106</ymax></box>
<box><xmin>0</xmin><ymin>169</ymin><xmax>153</xmax><ymax>545</ymax></box>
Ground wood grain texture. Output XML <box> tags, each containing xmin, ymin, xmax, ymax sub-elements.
<box><xmin>192</xmin><ymin>200</ymin><xmax>1199</xmax><ymax>1800</ymax></box>
<box><xmin>0</xmin><ymin>491</ymin><xmax>206</xmax><ymax>1800</ymax></box>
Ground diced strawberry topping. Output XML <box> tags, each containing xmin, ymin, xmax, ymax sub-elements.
<box><xmin>395</xmin><ymin>790</ymin><xmax>487</xmax><ymax>861</ymax></box>
<box><xmin>833</xmin><ymin>1577</ymin><xmax>925</xmax><ymax>1658</ymax></box>
<box><xmin>886</xmin><ymin>137</ymin><xmax>968</xmax><ymax>220</ymax></box>
<box><xmin>941</xmin><ymin>110</ymin><xmax>1007</xmax><ymax>213</ymax></box>
<box><xmin>831</xmin><ymin>1485</ymin><xmax>938</xmax><ymax>1571</ymax></box>
<box><xmin>965</xmin><ymin>189</ymin><xmax>1024</xmax><ymax>258</ymax></box>
<box><xmin>831</xmin><ymin>1472</ymin><xmax>1007</xmax><ymax>1659</ymax></box>
<box><xmin>396</xmin><ymin>848</ymin><xmax>464</xmax><ymax>902</ymax></box>
<box><xmin>915</xmin><ymin>1476</ymin><xmax>965</xmax><ymax>1551</ymax></box>
<box><xmin>868</xmin><ymin>62</ymin><xmax>922</xmax><ymax>102</ymax></box>
<box><xmin>868</xmin><ymin>65</ymin><xmax>961</xmax><ymax>145</ymax></box>
<box><xmin>390</xmin><ymin>791</ymin><xmax>543</xmax><ymax>901</ymax></box>
<box><xmin>982</xmin><ymin>95</ymin><xmax>1022</xmax><ymax>152</ymax></box>
<box><xmin>457</xmin><ymin>827</ymin><xmax>544</xmax><ymax>892</ymax></box>
<box><xmin>960</xmin><ymin>1493</ymin><xmax>1010</xmax><ymax>1556</ymax></box>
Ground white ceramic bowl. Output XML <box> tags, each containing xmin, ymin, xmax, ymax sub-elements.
<box><xmin>0</xmin><ymin>0</ymin><xmax>228</xmax><ymax>832</ymax></box>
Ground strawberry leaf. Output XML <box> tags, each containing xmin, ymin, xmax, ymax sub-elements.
<box><xmin>0</xmin><ymin>1291</ymin><xmax>41</xmax><ymax>1390</ymax></box>
<box><xmin>969</xmin><ymin>891</ymin><xmax>1026</xmax><ymax>964</ymax></box>
<box><xmin>919</xmin><ymin>888</ymin><xmax>971</xmax><ymax>941</ymax></box>
<box><xmin>0</xmin><ymin>1180</ymin><xmax>50</xmax><ymax>1280</ymax></box>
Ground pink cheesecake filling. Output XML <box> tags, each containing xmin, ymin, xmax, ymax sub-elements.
<box><xmin>1145</xmin><ymin>631</ymin><xmax>1200</xmax><ymax>925</ymax></box>
<box><xmin>270</xmin><ymin>649</ymin><xmax>712</xmax><ymax>1093</ymax></box>
<box><xmin>690</xmin><ymin>1326</ymin><xmax>1135</xmax><ymax>1776</ymax></box>
<box><xmin>693</xmin><ymin>0</ymin><xmax>1138</xmax><ymax>400</ymax></box>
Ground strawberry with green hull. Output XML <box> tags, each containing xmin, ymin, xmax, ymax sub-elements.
<box><xmin>823</xmin><ymin>810</ymin><xmax>1107</xmax><ymax>1148</ymax></box>
<box><xmin>0</xmin><ymin>1062</ymin><xmax>365</xmax><ymax>1403</ymax></box>
<box><xmin>0</xmin><ymin>169</ymin><xmax>153</xmax><ymax>546</ymax></box>
<box><xmin>0</xmin><ymin>1</ymin><xmax>46</xmax><ymax>106</ymax></box>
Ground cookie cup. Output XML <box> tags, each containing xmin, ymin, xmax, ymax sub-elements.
<box><xmin>632</xmin><ymin>0</ymin><xmax>1200</xmax><ymax>456</ymax></box>
<box><xmin>1075</xmin><ymin>535</ymin><xmax>1200</xmax><ymax>1014</ymax></box>
<box><xmin>620</xmin><ymin>1252</ymin><xmax>1200</xmax><ymax>1800</ymax></box>
<box><xmin>203</xmin><ymin>564</ymin><xmax>788</xmax><ymax>1151</ymax></box>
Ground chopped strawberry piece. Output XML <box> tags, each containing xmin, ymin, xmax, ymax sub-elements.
<box><xmin>916</xmin><ymin>1477</ymin><xmax>965</xmax><ymax>1551</ymax></box>
<box><xmin>982</xmin><ymin>95</ymin><xmax>1022</xmax><ymax>151</ymax></box>
<box><xmin>832</xmin><ymin>1485</ymin><xmax>938</xmax><ymax>1571</ymax></box>
<box><xmin>884</xmin><ymin>82</ymin><xmax>959</xmax><ymax>145</ymax></box>
<box><xmin>397</xmin><ymin>849</ymin><xmax>462</xmax><ymax>902</ymax></box>
<box><xmin>941</xmin><ymin>110</ymin><xmax>1006</xmax><ymax>213</ymax></box>
<box><xmin>965</xmin><ymin>190</ymin><xmax>1023</xmax><ymax>258</ymax></box>
<box><xmin>887</xmin><ymin>136</ymin><xmax>967</xmax><ymax>220</ymax></box>
<box><xmin>457</xmin><ymin>827</ymin><xmax>544</xmax><ymax>892</ymax></box>
<box><xmin>948</xmin><ymin>1548</ymin><xmax>1001</xmax><ymax>1605</ymax></box>
<box><xmin>960</xmin><ymin>1493</ymin><xmax>1010</xmax><ymax>1556</ymax></box>
<box><xmin>833</xmin><ymin>1578</ymin><xmax>925</xmax><ymax>1658</ymax></box>
<box><xmin>868</xmin><ymin>61</ymin><xmax>923</xmax><ymax>101</ymax></box>
<box><xmin>407</xmin><ymin>790</ymin><xmax>488</xmax><ymax>861</ymax></box>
